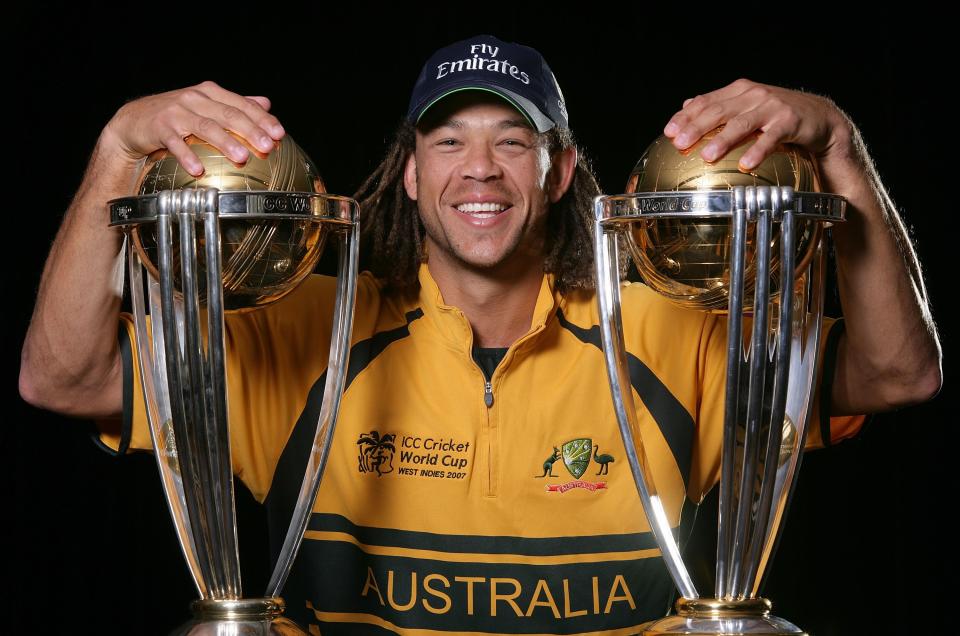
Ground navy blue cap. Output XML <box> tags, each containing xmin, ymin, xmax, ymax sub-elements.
<box><xmin>406</xmin><ymin>34</ymin><xmax>569</xmax><ymax>133</ymax></box>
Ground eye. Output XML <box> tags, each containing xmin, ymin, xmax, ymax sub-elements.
<box><xmin>499</xmin><ymin>138</ymin><xmax>529</xmax><ymax>148</ymax></box>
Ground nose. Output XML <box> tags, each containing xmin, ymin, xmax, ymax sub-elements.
<box><xmin>459</xmin><ymin>141</ymin><xmax>502</xmax><ymax>182</ymax></box>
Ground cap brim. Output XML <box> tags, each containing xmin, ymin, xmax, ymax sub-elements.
<box><xmin>412</xmin><ymin>82</ymin><xmax>554</xmax><ymax>133</ymax></box>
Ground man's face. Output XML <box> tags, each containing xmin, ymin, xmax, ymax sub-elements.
<box><xmin>403</xmin><ymin>93</ymin><xmax>575</xmax><ymax>275</ymax></box>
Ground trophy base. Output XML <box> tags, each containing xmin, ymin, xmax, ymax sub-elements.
<box><xmin>170</xmin><ymin>597</ymin><xmax>308</xmax><ymax>635</ymax></box>
<box><xmin>639</xmin><ymin>597</ymin><xmax>807</xmax><ymax>636</ymax></box>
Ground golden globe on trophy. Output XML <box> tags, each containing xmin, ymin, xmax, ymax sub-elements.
<box><xmin>109</xmin><ymin>133</ymin><xmax>359</xmax><ymax>634</ymax></box>
<box><xmin>593</xmin><ymin>128</ymin><xmax>846</xmax><ymax>635</ymax></box>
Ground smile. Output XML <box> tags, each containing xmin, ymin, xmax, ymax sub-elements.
<box><xmin>455</xmin><ymin>202</ymin><xmax>510</xmax><ymax>218</ymax></box>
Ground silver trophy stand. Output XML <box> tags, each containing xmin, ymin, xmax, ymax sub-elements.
<box><xmin>594</xmin><ymin>185</ymin><xmax>846</xmax><ymax>636</ymax></box>
<box><xmin>110</xmin><ymin>185</ymin><xmax>359</xmax><ymax>635</ymax></box>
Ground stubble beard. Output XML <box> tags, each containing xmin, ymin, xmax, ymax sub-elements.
<box><xmin>419</xmin><ymin>208</ymin><xmax>547</xmax><ymax>279</ymax></box>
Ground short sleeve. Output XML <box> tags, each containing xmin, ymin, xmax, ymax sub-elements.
<box><xmin>803</xmin><ymin>317</ymin><xmax>868</xmax><ymax>450</ymax></box>
<box><xmin>92</xmin><ymin>314</ymin><xmax>152</xmax><ymax>455</ymax></box>
<box><xmin>689</xmin><ymin>313</ymin><xmax>867</xmax><ymax>502</ymax></box>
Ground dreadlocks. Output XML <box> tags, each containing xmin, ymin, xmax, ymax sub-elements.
<box><xmin>353</xmin><ymin>119</ymin><xmax>603</xmax><ymax>295</ymax></box>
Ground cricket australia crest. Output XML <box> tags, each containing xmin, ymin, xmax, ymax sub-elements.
<box><xmin>562</xmin><ymin>438</ymin><xmax>592</xmax><ymax>479</ymax></box>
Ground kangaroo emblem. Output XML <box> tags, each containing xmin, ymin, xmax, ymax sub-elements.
<box><xmin>535</xmin><ymin>446</ymin><xmax>562</xmax><ymax>477</ymax></box>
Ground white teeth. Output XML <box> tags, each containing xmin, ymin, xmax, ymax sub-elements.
<box><xmin>456</xmin><ymin>202</ymin><xmax>508</xmax><ymax>214</ymax></box>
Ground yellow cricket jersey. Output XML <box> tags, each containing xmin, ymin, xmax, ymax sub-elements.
<box><xmin>98</xmin><ymin>263</ymin><xmax>865</xmax><ymax>635</ymax></box>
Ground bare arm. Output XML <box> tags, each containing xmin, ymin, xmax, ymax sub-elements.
<box><xmin>19</xmin><ymin>81</ymin><xmax>286</xmax><ymax>418</ymax></box>
<box><xmin>661</xmin><ymin>79</ymin><xmax>942</xmax><ymax>415</ymax></box>
<box><xmin>19</xmin><ymin>130</ymin><xmax>138</xmax><ymax>418</ymax></box>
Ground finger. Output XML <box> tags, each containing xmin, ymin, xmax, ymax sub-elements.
<box><xmin>245</xmin><ymin>95</ymin><xmax>271</xmax><ymax>111</ymax></box>
<box><xmin>738</xmin><ymin>121</ymin><xmax>790</xmax><ymax>171</ymax></box>
<box><xmin>665</xmin><ymin>96</ymin><xmax>701</xmax><ymax>133</ymax></box>
<box><xmin>699</xmin><ymin>106</ymin><xmax>764</xmax><ymax>162</ymax></box>
<box><xmin>665</xmin><ymin>79</ymin><xmax>761</xmax><ymax>142</ymax></box>
<box><xmin>668</xmin><ymin>88</ymin><xmax>769</xmax><ymax>151</ymax></box>
<box><xmin>192</xmin><ymin>81</ymin><xmax>285</xmax><ymax>149</ymax></box>
<box><xmin>186</xmin><ymin>113</ymin><xmax>253</xmax><ymax>164</ymax></box>
<box><xmin>700</xmin><ymin>95</ymin><xmax>803</xmax><ymax>167</ymax></box>
<box><xmin>154</xmin><ymin>101</ymin><xmax>255</xmax><ymax>164</ymax></box>
<box><xmin>162</xmin><ymin>133</ymin><xmax>205</xmax><ymax>177</ymax></box>
<box><xmin>680</xmin><ymin>79</ymin><xmax>757</xmax><ymax>118</ymax></box>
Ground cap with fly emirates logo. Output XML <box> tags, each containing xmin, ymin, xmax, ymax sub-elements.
<box><xmin>406</xmin><ymin>34</ymin><xmax>569</xmax><ymax>133</ymax></box>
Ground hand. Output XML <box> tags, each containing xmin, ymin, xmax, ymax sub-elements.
<box><xmin>102</xmin><ymin>80</ymin><xmax>285</xmax><ymax>177</ymax></box>
<box><xmin>662</xmin><ymin>78</ymin><xmax>854</xmax><ymax>172</ymax></box>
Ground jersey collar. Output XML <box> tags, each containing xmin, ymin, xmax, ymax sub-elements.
<box><xmin>415</xmin><ymin>262</ymin><xmax>563</xmax><ymax>353</ymax></box>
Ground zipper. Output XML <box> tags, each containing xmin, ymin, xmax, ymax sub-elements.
<box><xmin>476</xmin><ymin>324</ymin><xmax>550</xmax><ymax>498</ymax></box>
<box><xmin>464</xmin><ymin>308</ymin><xmax>552</xmax><ymax>498</ymax></box>
<box><xmin>458</xmin><ymin>309</ymin><xmax>499</xmax><ymax>498</ymax></box>
<box><xmin>476</xmin><ymin>365</ymin><xmax>496</xmax><ymax>498</ymax></box>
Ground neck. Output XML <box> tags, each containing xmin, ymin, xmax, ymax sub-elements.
<box><xmin>426</xmin><ymin>249</ymin><xmax>544</xmax><ymax>348</ymax></box>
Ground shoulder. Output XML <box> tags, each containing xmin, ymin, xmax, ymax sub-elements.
<box><xmin>287</xmin><ymin>272</ymin><xmax>425</xmax><ymax>339</ymax></box>
<box><xmin>558</xmin><ymin>280</ymin><xmax>710</xmax><ymax>337</ymax></box>
<box><xmin>282</xmin><ymin>271</ymin><xmax>385</xmax><ymax>313</ymax></box>
<box><xmin>223</xmin><ymin>271</ymin><xmax>389</xmax><ymax>340</ymax></box>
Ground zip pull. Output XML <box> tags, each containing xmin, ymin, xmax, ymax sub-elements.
<box><xmin>484</xmin><ymin>381</ymin><xmax>494</xmax><ymax>408</ymax></box>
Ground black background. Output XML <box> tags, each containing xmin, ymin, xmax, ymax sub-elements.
<box><xmin>8</xmin><ymin>5</ymin><xmax>950</xmax><ymax>634</ymax></box>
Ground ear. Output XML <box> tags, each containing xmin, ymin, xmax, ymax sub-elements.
<box><xmin>403</xmin><ymin>152</ymin><xmax>418</xmax><ymax>201</ymax></box>
<box><xmin>547</xmin><ymin>146</ymin><xmax>577</xmax><ymax>203</ymax></box>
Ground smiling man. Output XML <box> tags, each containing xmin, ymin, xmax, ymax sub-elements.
<box><xmin>20</xmin><ymin>34</ymin><xmax>941</xmax><ymax>635</ymax></box>
<box><xmin>401</xmin><ymin>92</ymin><xmax>577</xmax><ymax>349</ymax></box>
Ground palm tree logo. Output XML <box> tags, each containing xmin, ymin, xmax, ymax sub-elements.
<box><xmin>357</xmin><ymin>431</ymin><xmax>396</xmax><ymax>477</ymax></box>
